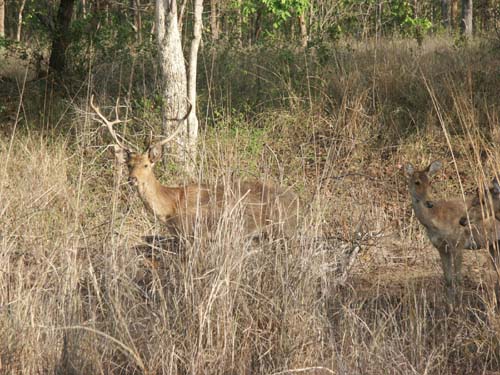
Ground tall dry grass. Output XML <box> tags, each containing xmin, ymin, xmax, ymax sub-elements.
<box><xmin>1</xmin><ymin>36</ymin><xmax>500</xmax><ymax>374</ymax></box>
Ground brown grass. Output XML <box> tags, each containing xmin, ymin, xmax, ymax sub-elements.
<box><xmin>1</xmin><ymin>36</ymin><xmax>500</xmax><ymax>374</ymax></box>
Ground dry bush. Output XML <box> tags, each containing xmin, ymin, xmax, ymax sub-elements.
<box><xmin>1</xmin><ymin>37</ymin><xmax>500</xmax><ymax>374</ymax></box>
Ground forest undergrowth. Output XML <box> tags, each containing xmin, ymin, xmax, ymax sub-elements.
<box><xmin>1</xmin><ymin>36</ymin><xmax>500</xmax><ymax>374</ymax></box>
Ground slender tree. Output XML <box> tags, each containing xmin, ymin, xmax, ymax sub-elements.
<box><xmin>451</xmin><ymin>0</ymin><xmax>458</xmax><ymax>28</ymax></box>
<box><xmin>49</xmin><ymin>0</ymin><xmax>76</xmax><ymax>73</ymax></box>
<box><xmin>16</xmin><ymin>0</ymin><xmax>27</xmax><ymax>41</ymax></box>
<box><xmin>442</xmin><ymin>0</ymin><xmax>450</xmax><ymax>28</ymax></box>
<box><xmin>155</xmin><ymin>0</ymin><xmax>203</xmax><ymax>172</ymax></box>
<box><xmin>461</xmin><ymin>0</ymin><xmax>473</xmax><ymax>37</ymax></box>
<box><xmin>133</xmin><ymin>0</ymin><xmax>142</xmax><ymax>42</ymax></box>
<box><xmin>210</xmin><ymin>0</ymin><xmax>219</xmax><ymax>41</ymax></box>
<box><xmin>187</xmin><ymin>0</ymin><xmax>203</xmax><ymax>164</ymax></box>
<box><xmin>299</xmin><ymin>13</ymin><xmax>308</xmax><ymax>48</ymax></box>
<box><xmin>0</xmin><ymin>0</ymin><xmax>4</xmax><ymax>38</ymax></box>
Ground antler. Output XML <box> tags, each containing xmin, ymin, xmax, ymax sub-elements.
<box><xmin>152</xmin><ymin>101</ymin><xmax>193</xmax><ymax>149</ymax></box>
<box><xmin>90</xmin><ymin>95</ymin><xmax>131</xmax><ymax>150</ymax></box>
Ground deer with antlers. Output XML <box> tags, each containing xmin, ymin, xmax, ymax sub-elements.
<box><xmin>90</xmin><ymin>96</ymin><xmax>300</xmax><ymax>239</ymax></box>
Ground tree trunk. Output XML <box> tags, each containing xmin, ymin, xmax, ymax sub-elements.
<box><xmin>178</xmin><ymin>0</ymin><xmax>187</xmax><ymax>34</ymax></box>
<box><xmin>16</xmin><ymin>0</ymin><xmax>27</xmax><ymax>41</ymax></box>
<box><xmin>253</xmin><ymin>7</ymin><xmax>263</xmax><ymax>44</ymax></box>
<box><xmin>236</xmin><ymin>0</ymin><xmax>242</xmax><ymax>46</ymax></box>
<box><xmin>132</xmin><ymin>0</ymin><xmax>142</xmax><ymax>42</ymax></box>
<box><xmin>0</xmin><ymin>0</ymin><xmax>4</xmax><ymax>38</ymax></box>
<box><xmin>155</xmin><ymin>0</ymin><xmax>189</xmax><ymax>166</ymax></box>
<box><xmin>49</xmin><ymin>0</ymin><xmax>76</xmax><ymax>73</ymax></box>
<box><xmin>299</xmin><ymin>13</ymin><xmax>308</xmax><ymax>48</ymax></box>
<box><xmin>460</xmin><ymin>0</ymin><xmax>473</xmax><ymax>38</ymax></box>
<box><xmin>210</xmin><ymin>0</ymin><xmax>219</xmax><ymax>41</ymax></box>
<box><xmin>442</xmin><ymin>0</ymin><xmax>450</xmax><ymax>28</ymax></box>
<box><xmin>186</xmin><ymin>0</ymin><xmax>203</xmax><ymax>169</ymax></box>
<box><xmin>450</xmin><ymin>0</ymin><xmax>458</xmax><ymax>28</ymax></box>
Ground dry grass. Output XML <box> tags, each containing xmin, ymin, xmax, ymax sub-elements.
<box><xmin>1</xmin><ymin>36</ymin><xmax>500</xmax><ymax>374</ymax></box>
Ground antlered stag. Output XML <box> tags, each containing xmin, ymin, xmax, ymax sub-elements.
<box><xmin>90</xmin><ymin>96</ymin><xmax>300</xmax><ymax>239</ymax></box>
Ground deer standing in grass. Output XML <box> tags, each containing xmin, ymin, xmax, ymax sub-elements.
<box><xmin>459</xmin><ymin>178</ymin><xmax>500</xmax><ymax>226</ymax></box>
<box><xmin>459</xmin><ymin>177</ymin><xmax>500</xmax><ymax>300</ymax></box>
<box><xmin>90</xmin><ymin>96</ymin><xmax>300</xmax><ymax>239</ymax></box>
<box><xmin>404</xmin><ymin>161</ymin><xmax>500</xmax><ymax>303</ymax></box>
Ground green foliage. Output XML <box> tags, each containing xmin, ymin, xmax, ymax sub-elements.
<box><xmin>212</xmin><ymin>118</ymin><xmax>268</xmax><ymax>176</ymax></box>
<box><xmin>241</xmin><ymin>0</ymin><xmax>309</xmax><ymax>30</ymax></box>
<box><xmin>67</xmin><ymin>11</ymin><xmax>155</xmax><ymax>74</ymax></box>
<box><xmin>0</xmin><ymin>36</ymin><xmax>14</xmax><ymax>48</ymax></box>
<box><xmin>308</xmin><ymin>0</ymin><xmax>433</xmax><ymax>42</ymax></box>
<box><xmin>260</xmin><ymin>0</ymin><xmax>309</xmax><ymax>28</ymax></box>
<box><xmin>388</xmin><ymin>0</ymin><xmax>433</xmax><ymax>42</ymax></box>
<box><xmin>403</xmin><ymin>16</ymin><xmax>433</xmax><ymax>45</ymax></box>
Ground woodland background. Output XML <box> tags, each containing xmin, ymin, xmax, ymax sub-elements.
<box><xmin>1</xmin><ymin>0</ymin><xmax>500</xmax><ymax>374</ymax></box>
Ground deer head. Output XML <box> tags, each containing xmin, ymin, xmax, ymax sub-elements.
<box><xmin>404</xmin><ymin>160</ymin><xmax>442</xmax><ymax>205</ymax></box>
<box><xmin>90</xmin><ymin>95</ymin><xmax>191</xmax><ymax>187</ymax></box>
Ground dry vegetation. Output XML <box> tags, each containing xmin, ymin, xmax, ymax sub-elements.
<box><xmin>1</xmin><ymin>37</ymin><xmax>500</xmax><ymax>374</ymax></box>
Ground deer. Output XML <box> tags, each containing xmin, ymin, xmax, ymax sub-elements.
<box><xmin>90</xmin><ymin>96</ymin><xmax>301</xmax><ymax>240</ymax></box>
<box><xmin>404</xmin><ymin>161</ymin><xmax>500</xmax><ymax>304</ymax></box>
<box><xmin>459</xmin><ymin>178</ymin><xmax>500</xmax><ymax>227</ymax></box>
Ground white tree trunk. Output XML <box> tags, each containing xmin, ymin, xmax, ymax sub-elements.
<box><xmin>187</xmin><ymin>0</ymin><xmax>203</xmax><ymax>168</ymax></box>
<box><xmin>155</xmin><ymin>0</ymin><xmax>189</xmax><ymax>166</ymax></box>
<box><xmin>156</xmin><ymin>0</ymin><xmax>202</xmax><ymax>174</ymax></box>
<box><xmin>0</xmin><ymin>0</ymin><xmax>5</xmax><ymax>38</ymax></box>
<box><xmin>16</xmin><ymin>0</ymin><xmax>27</xmax><ymax>41</ymax></box>
<box><xmin>461</xmin><ymin>0</ymin><xmax>473</xmax><ymax>38</ymax></box>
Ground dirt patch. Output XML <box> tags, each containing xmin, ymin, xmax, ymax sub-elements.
<box><xmin>350</xmin><ymin>234</ymin><xmax>495</xmax><ymax>299</ymax></box>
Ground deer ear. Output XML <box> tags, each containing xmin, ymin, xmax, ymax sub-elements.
<box><xmin>471</xmin><ymin>187</ymin><xmax>483</xmax><ymax>207</ymax></box>
<box><xmin>492</xmin><ymin>177</ymin><xmax>500</xmax><ymax>196</ymax></box>
<box><xmin>427</xmin><ymin>160</ymin><xmax>442</xmax><ymax>177</ymax></box>
<box><xmin>404</xmin><ymin>163</ymin><xmax>414</xmax><ymax>177</ymax></box>
<box><xmin>148</xmin><ymin>144</ymin><xmax>163</xmax><ymax>164</ymax></box>
<box><xmin>113</xmin><ymin>145</ymin><xmax>129</xmax><ymax>164</ymax></box>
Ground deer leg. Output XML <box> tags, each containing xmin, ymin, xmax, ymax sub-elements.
<box><xmin>452</xmin><ymin>248</ymin><xmax>463</xmax><ymax>286</ymax></box>
<box><xmin>452</xmin><ymin>248</ymin><xmax>464</xmax><ymax>304</ymax></box>
<box><xmin>437</xmin><ymin>246</ymin><xmax>454</xmax><ymax>302</ymax></box>
<box><xmin>488</xmin><ymin>241</ymin><xmax>500</xmax><ymax>307</ymax></box>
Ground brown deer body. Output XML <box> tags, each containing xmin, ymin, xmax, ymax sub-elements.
<box><xmin>405</xmin><ymin>161</ymin><xmax>500</xmax><ymax>302</ymax></box>
<box><xmin>460</xmin><ymin>178</ymin><xmax>500</xmax><ymax>226</ymax></box>
<box><xmin>123</xmin><ymin>147</ymin><xmax>299</xmax><ymax>237</ymax></box>
<box><xmin>92</xmin><ymin>96</ymin><xmax>300</xmax><ymax>239</ymax></box>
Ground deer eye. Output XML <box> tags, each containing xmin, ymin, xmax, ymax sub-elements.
<box><xmin>144</xmin><ymin>164</ymin><xmax>148</xmax><ymax>168</ymax></box>
<box><xmin>415</xmin><ymin>181</ymin><xmax>421</xmax><ymax>186</ymax></box>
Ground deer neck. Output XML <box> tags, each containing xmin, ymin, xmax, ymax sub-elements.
<box><xmin>136</xmin><ymin>173</ymin><xmax>159</xmax><ymax>198</ymax></box>
<box><xmin>135</xmin><ymin>174</ymin><xmax>170</xmax><ymax>218</ymax></box>
<box><xmin>410</xmin><ymin>188</ymin><xmax>436</xmax><ymax>228</ymax></box>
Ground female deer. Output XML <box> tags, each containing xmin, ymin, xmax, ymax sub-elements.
<box><xmin>405</xmin><ymin>161</ymin><xmax>500</xmax><ymax>303</ymax></box>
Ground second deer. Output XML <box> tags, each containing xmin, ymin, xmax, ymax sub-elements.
<box><xmin>90</xmin><ymin>96</ymin><xmax>300</xmax><ymax>239</ymax></box>
<box><xmin>404</xmin><ymin>161</ymin><xmax>500</xmax><ymax>303</ymax></box>
<box><xmin>459</xmin><ymin>178</ymin><xmax>500</xmax><ymax>226</ymax></box>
